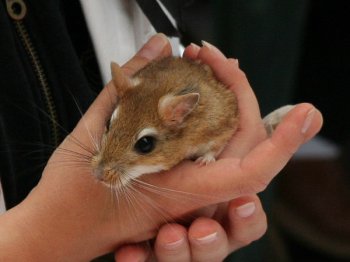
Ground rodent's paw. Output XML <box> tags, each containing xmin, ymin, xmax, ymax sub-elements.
<box><xmin>195</xmin><ymin>152</ymin><xmax>216</xmax><ymax>166</ymax></box>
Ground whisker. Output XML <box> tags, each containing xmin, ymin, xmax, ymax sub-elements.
<box><xmin>20</xmin><ymin>99</ymin><xmax>99</xmax><ymax>158</ymax></box>
<box><xmin>126</xmin><ymin>183</ymin><xmax>175</xmax><ymax>230</ymax></box>
<box><xmin>119</xmin><ymin>184</ymin><xmax>143</xmax><ymax>234</ymax></box>
<box><xmin>47</xmin><ymin>160</ymin><xmax>91</xmax><ymax>167</ymax></box>
<box><xmin>68</xmin><ymin>94</ymin><xmax>100</xmax><ymax>153</ymax></box>
<box><xmin>129</xmin><ymin>180</ymin><xmax>178</xmax><ymax>220</ymax></box>
<box><xmin>55</xmin><ymin>146</ymin><xmax>93</xmax><ymax>160</ymax></box>
<box><xmin>64</xmin><ymin>133</ymin><xmax>97</xmax><ymax>156</ymax></box>
<box><xmin>131</xmin><ymin>178</ymin><xmax>218</xmax><ymax>204</ymax></box>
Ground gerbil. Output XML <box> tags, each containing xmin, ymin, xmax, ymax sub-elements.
<box><xmin>91</xmin><ymin>57</ymin><xmax>239</xmax><ymax>187</ymax></box>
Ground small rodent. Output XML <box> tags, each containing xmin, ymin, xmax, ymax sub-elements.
<box><xmin>91</xmin><ymin>57</ymin><xmax>239</xmax><ymax>187</ymax></box>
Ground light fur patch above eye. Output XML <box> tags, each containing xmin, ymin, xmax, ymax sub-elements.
<box><xmin>137</xmin><ymin>127</ymin><xmax>158</xmax><ymax>140</ymax></box>
<box><xmin>131</xmin><ymin>77</ymin><xmax>142</xmax><ymax>87</ymax></box>
<box><xmin>110</xmin><ymin>106</ymin><xmax>120</xmax><ymax>123</ymax></box>
<box><xmin>159</xmin><ymin>94</ymin><xmax>173</xmax><ymax>110</ymax></box>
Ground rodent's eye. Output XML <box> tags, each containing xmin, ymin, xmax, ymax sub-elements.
<box><xmin>106</xmin><ymin>118</ymin><xmax>111</xmax><ymax>132</ymax></box>
<box><xmin>134</xmin><ymin>136</ymin><xmax>156</xmax><ymax>154</ymax></box>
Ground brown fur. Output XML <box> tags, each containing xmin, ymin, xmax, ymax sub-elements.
<box><xmin>92</xmin><ymin>57</ymin><xmax>239</xmax><ymax>186</ymax></box>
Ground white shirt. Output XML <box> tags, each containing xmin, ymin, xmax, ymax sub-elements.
<box><xmin>80</xmin><ymin>0</ymin><xmax>182</xmax><ymax>84</ymax></box>
<box><xmin>0</xmin><ymin>0</ymin><xmax>181</xmax><ymax>214</ymax></box>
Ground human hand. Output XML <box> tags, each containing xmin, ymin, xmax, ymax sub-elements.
<box><xmin>114</xmin><ymin>42</ymin><xmax>323</xmax><ymax>261</ymax></box>
<box><xmin>116</xmin><ymin>194</ymin><xmax>266</xmax><ymax>262</ymax></box>
<box><xmin>115</xmin><ymin>41</ymin><xmax>267</xmax><ymax>262</ymax></box>
<box><xmin>0</xmin><ymin>33</ymin><xmax>174</xmax><ymax>261</ymax></box>
<box><xmin>39</xmin><ymin>35</ymin><xmax>320</xmax><ymax>260</ymax></box>
<box><xmin>0</xmin><ymin>34</ymin><xmax>322</xmax><ymax>262</ymax></box>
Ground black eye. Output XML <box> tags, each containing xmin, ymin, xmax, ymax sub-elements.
<box><xmin>134</xmin><ymin>136</ymin><xmax>156</xmax><ymax>154</ymax></box>
<box><xmin>106</xmin><ymin>118</ymin><xmax>111</xmax><ymax>132</ymax></box>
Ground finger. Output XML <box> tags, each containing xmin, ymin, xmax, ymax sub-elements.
<box><xmin>69</xmin><ymin>34</ymin><xmax>172</xmax><ymax>146</ymax></box>
<box><xmin>238</xmin><ymin>103</ymin><xmax>323</xmax><ymax>193</ymax></box>
<box><xmin>218</xmin><ymin>103</ymin><xmax>322</xmax><ymax>198</ymax></box>
<box><xmin>196</xmin><ymin>42</ymin><xmax>265</xmax><ymax>157</ymax></box>
<box><xmin>182</xmin><ymin>43</ymin><xmax>201</xmax><ymax>59</ymax></box>
<box><xmin>122</xmin><ymin>33</ymin><xmax>172</xmax><ymax>77</ymax></box>
<box><xmin>143</xmin><ymin>103</ymin><xmax>323</xmax><ymax>205</ymax></box>
<box><xmin>228</xmin><ymin>103</ymin><xmax>322</xmax><ymax>196</ymax></box>
<box><xmin>115</xmin><ymin>243</ymin><xmax>149</xmax><ymax>262</ymax></box>
<box><xmin>154</xmin><ymin>224</ymin><xmax>191</xmax><ymax>262</ymax></box>
<box><xmin>198</xmin><ymin>42</ymin><xmax>261</xmax><ymax>127</ymax></box>
<box><xmin>226</xmin><ymin>195</ymin><xmax>267</xmax><ymax>251</ymax></box>
<box><xmin>188</xmin><ymin>218</ymin><xmax>229</xmax><ymax>262</ymax></box>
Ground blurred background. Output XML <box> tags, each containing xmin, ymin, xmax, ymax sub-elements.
<box><xmin>205</xmin><ymin>0</ymin><xmax>350</xmax><ymax>261</ymax></box>
<box><xmin>172</xmin><ymin>0</ymin><xmax>350</xmax><ymax>260</ymax></box>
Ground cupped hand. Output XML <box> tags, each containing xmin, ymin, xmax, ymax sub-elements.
<box><xmin>3</xmin><ymin>33</ymin><xmax>173</xmax><ymax>261</ymax></box>
<box><xmin>4</xmin><ymin>33</ymin><xmax>321</xmax><ymax>262</ymax></box>
<box><xmin>115</xmin><ymin>41</ymin><xmax>322</xmax><ymax>262</ymax></box>
<box><xmin>116</xmin><ymin>194</ymin><xmax>266</xmax><ymax>262</ymax></box>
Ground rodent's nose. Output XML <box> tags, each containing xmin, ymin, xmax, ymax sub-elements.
<box><xmin>91</xmin><ymin>166</ymin><xmax>103</xmax><ymax>180</ymax></box>
<box><xmin>94</xmin><ymin>166</ymin><xmax>115</xmax><ymax>180</ymax></box>
<box><xmin>91</xmin><ymin>155</ymin><xmax>122</xmax><ymax>186</ymax></box>
<box><xmin>97</xmin><ymin>168</ymin><xmax>121</xmax><ymax>188</ymax></box>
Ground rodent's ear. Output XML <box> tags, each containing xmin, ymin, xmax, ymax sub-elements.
<box><xmin>111</xmin><ymin>62</ymin><xmax>132</xmax><ymax>97</ymax></box>
<box><xmin>158</xmin><ymin>93</ymin><xmax>200</xmax><ymax>127</ymax></box>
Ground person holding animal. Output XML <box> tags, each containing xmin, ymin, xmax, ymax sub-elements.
<box><xmin>0</xmin><ymin>33</ymin><xmax>323</xmax><ymax>261</ymax></box>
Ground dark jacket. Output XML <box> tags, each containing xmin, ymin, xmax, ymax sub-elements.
<box><xmin>0</xmin><ymin>0</ymin><xmax>102</xmax><ymax>208</ymax></box>
<box><xmin>0</xmin><ymin>0</ymin><xmax>212</xmax><ymax>209</ymax></box>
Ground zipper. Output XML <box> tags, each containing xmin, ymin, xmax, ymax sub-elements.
<box><xmin>6</xmin><ymin>0</ymin><xmax>60</xmax><ymax>147</ymax></box>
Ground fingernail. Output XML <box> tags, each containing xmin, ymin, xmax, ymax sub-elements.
<box><xmin>190</xmin><ymin>42</ymin><xmax>201</xmax><ymax>51</ymax></box>
<box><xmin>194</xmin><ymin>232</ymin><xmax>218</xmax><ymax>244</ymax></box>
<box><xmin>301</xmin><ymin>108</ymin><xmax>316</xmax><ymax>134</ymax></box>
<box><xmin>201</xmin><ymin>40</ymin><xmax>225</xmax><ymax>58</ymax></box>
<box><xmin>230</xmin><ymin>58</ymin><xmax>239</xmax><ymax>67</ymax></box>
<box><xmin>138</xmin><ymin>33</ymin><xmax>168</xmax><ymax>60</ymax></box>
<box><xmin>163</xmin><ymin>237</ymin><xmax>185</xmax><ymax>250</ymax></box>
<box><xmin>236</xmin><ymin>202</ymin><xmax>256</xmax><ymax>218</ymax></box>
<box><xmin>201</xmin><ymin>40</ymin><xmax>214</xmax><ymax>49</ymax></box>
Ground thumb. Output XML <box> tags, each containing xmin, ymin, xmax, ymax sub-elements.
<box><xmin>141</xmin><ymin>103</ymin><xmax>323</xmax><ymax>208</ymax></box>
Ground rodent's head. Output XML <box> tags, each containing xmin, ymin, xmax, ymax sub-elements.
<box><xmin>92</xmin><ymin>62</ymin><xmax>200</xmax><ymax>188</ymax></box>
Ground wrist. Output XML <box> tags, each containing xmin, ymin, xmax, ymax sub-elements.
<box><xmin>0</xmin><ymin>182</ymin><xmax>123</xmax><ymax>261</ymax></box>
<box><xmin>0</xmin><ymin>203</ymin><xmax>42</xmax><ymax>261</ymax></box>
